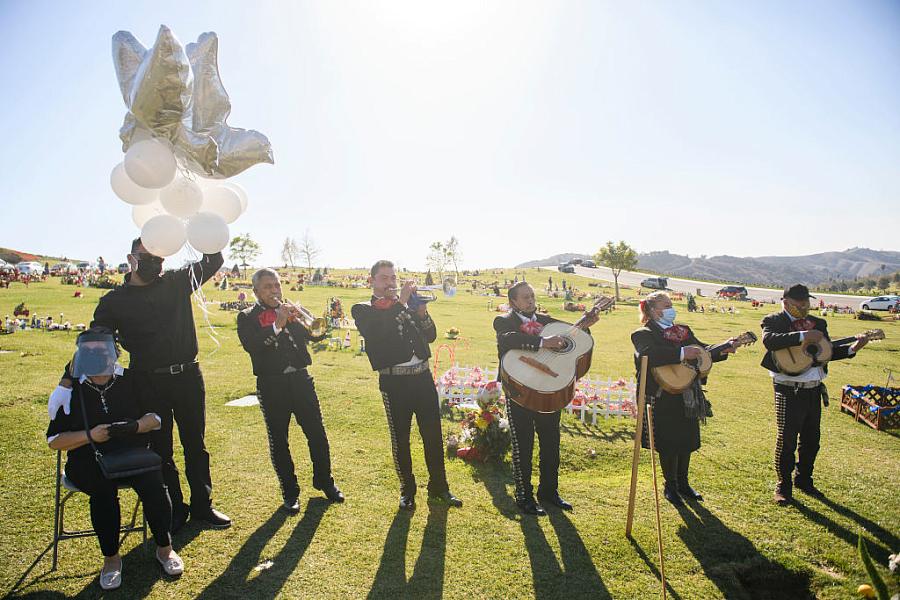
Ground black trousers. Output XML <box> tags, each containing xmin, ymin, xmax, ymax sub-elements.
<box><xmin>141</xmin><ymin>368</ymin><xmax>213</xmax><ymax>513</ymax></box>
<box><xmin>658</xmin><ymin>451</ymin><xmax>694</xmax><ymax>489</ymax></box>
<box><xmin>774</xmin><ymin>384</ymin><xmax>822</xmax><ymax>486</ymax></box>
<box><xmin>257</xmin><ymin>370</ymin><xmax>334</xmax><ymax>502</ymax></box>
<box><xmin>378</xmin><ymin>371</ymin><xmax>449</xmax><ymax>497</ymax></box>
<box><xmin>506</xmin><ymin>398</ymin><xmax>561</xmax><ymax>503</ymax></box>
<box><xmin>65</xmin><ymin>458</ymin><xmax>172</xmax><ymax>557</ymax></box>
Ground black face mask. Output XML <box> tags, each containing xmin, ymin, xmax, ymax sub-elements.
<box><xmin>135</xmin><ymin>257</ymin><xmax>163</xmax><ymax>280</ymax></box>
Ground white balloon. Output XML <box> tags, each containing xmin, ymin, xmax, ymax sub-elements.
<box><xmin>131</xmin><ymin>201</ymin><xmax>166</xmax><ymax>228</ymax></box>
<box><xmin>197</xmin><ymin>178</ymin><xmax>248</xmax><ymax>214</ymax></box>
<box><xmin>222</xmin><ymin>181</ymin><xmax>248</xmax><ymax>214</ymax></box>
<box><xmin>111</xmin><ymin>162</ymin><xmax>158</xmax><ymax>205</ymax></box>
<box><xmin>124</xmin><ymin>139</ymin><xmax>177</xmax><ymax>189</ymax></box>
<box><xmin>159</xmin><ymin>177</ymin><xmax>203</xmax><ymax>218</ymax></box>
<box><xmin>202</xmin><ymin>185</ymin><xmax>242</xmax><ymax>224</ymax></box>
<box><xmin>140</xmin><ymin>214</ymin><xmax>186</xmax><ymax>257</ymax></box>
<box><xmin>187</xmin><ymin>212</ymin><xmax>230</xmax><ymax>254</ymax></box>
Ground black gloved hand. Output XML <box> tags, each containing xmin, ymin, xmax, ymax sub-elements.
<box><xmin>107</xmin><ymin>419</ymin><xmax>139</xmax><ymax>438</ymax></box>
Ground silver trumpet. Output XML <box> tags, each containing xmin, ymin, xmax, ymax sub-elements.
<box><xmin>387</xmin><ymin>284</ymin><xmax>439</xmax><ymax>309</ymax></box>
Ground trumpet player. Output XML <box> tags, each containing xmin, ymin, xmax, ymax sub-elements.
<box><xmin>237</xmin><ymin>268</ymin><xmax>344</xmax><ymax>512</ymax></box>
<box><xmin>351</xmin><ymin>260</ymin><xmax>462</xmax><ymax>510</ymax></box>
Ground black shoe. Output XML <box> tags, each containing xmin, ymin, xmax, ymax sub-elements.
<box><xmin>773</xmin><ymin>482</ymin><xmax>793</xmax><ymax>506</ymax></box>
<box><xmin>516</xmin><ymin>498</ymin><xmax>547</xmax><ymax>516</ymax></box>
<box><xmin>663</xmin><ymin>483</ymin><xmax>684</xmax><ymax>507</ymax></box>
<box><xmin>677</xmin><ymin>483</ymin><xmax>703</xmax><ymax>501</ymax></box>
<box><xmin>192</xmin><ymin>507</ymin><xmax>232</xmax><ymax>529</ymax></box>
<box><xmin>171</xmin><ymin>504</ymin><xmax>189</xmax><ymax>534</ymax></box>
<box><xmin>428</xmin><ymin>491</ymin><xmax>463</xmax><ymax>508</ymax></box>
<box><xmin>323</xmin><ymin>485</ymin><xmax>345</xmax><ymax>503</ymax></box>
<box><xmin>794</xmin><ymin>480</ymin><xmax>825</xmax><ymax>498</ymax></box>
<box><xmin>399</xmin><ymin>495</ymin><xmax>416</xmax><ymax>511</ymax></box>
<box><xmin>537</xmin><ymin>492</ymin><xmax>573</xmax><ymax>511</ymax></box>
<box><xmin>282</xmin><ymin>498</ymin><xmax>301</xmax><ymax>514</ymax></box>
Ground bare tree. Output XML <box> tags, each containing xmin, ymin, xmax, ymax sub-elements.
<box><xmin>426</xmin><ymin>241</ymin><xmax>448</xmax><ymax>283</ymax></box>
<box><xmin>445</xmin><ymin>235</ymin><xmax>462</xmax><ymax>282</ymax></box>
<box><xmin>298</xmin><ymin>229</ymin><xmax>320</xmax><ymax>274</ymax></box>
<box><xmin>281</xmin><ymin>237</ymin><xmax>299</xmax><ymax>269</ymax></box>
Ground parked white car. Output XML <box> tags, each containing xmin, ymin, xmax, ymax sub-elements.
<box><xmin>859</xmin><ymin>295</ymin><xmax>900</xmax><ymax>311</ymax></box>
<box><xmin>16</xmin><ymin>261</ymin><xmax>43</xmax><ymax>275</ymax></box>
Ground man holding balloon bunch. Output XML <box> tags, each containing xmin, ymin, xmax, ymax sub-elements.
<box><xmin>63</xmin><ymin>237</ymin><xmax>230</xmax><ymax>531</ymax></box>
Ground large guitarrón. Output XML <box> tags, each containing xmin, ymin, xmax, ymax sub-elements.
<box><xmin>501</xmin><ymin>296</ymin><xmax>613</xmax><ymax>413</ymax></box>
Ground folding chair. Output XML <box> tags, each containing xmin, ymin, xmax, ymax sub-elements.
<box><xmin>50</xmin><ymin>450</ymin><xmax>147</xmax><ymax>571</ymax></box>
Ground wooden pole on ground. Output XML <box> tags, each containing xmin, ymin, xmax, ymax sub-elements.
<box><xmin>625</xmin><ymin>355</ymin><xmax>648</xmax><ymax>537</ymax></box>
<box><xmin>646</xmin><ymin>400</ymin><xmax>667</xmax><ymax>600</ymax></box>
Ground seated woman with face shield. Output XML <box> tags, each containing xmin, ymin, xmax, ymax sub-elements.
<box><xmin>46</xmin><ymin>327</ymin><xmax>184</xmax><ymax>590</ymax></box>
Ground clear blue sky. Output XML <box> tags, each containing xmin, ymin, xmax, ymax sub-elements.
<box><xmin>1</xmin><ymin>1</ymin><xmax>898</xmax><ymax>269</ymax></box>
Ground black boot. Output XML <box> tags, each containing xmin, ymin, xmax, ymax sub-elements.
<box><xmin>659</xmin><ymin>452</ymin><xmax>683</xmax><ymax>506</ymax></box>
<box><xmin>677</xmin><ymin>451</ymin><xmax>703</xmax><ymax>501</ymax></box>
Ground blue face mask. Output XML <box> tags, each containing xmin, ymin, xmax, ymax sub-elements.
<box><xmin>657</xmin><ymin>307</ymin><xmax>677</xmax><ymax>327</ymax></box>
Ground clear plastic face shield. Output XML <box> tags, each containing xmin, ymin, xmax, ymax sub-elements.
<box><xmin>72</xmin><ymin>333</ymin><xmax>118</xmax><ymax>378</ymax></box>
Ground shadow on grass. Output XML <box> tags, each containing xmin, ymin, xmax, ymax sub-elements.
<box><xmin>367</xmin><ymin>506</ymin><xmax>447</xmax><ymax>600</ymax></box>
<box><xmin>676</xmin><ymin>502</ymin><xmax>814</xmax><ymax>600</ymax></box>
<box><xmin>626</xmin><ymin>537</ymin><xmax>683</xmax><ymax>600</ymax></box>
<box><xmin>196</xmin><ymin>498</ymin><xmax>330</xmax><ymax>599</ymax></box>
<box><xmin>10</xmin><ymin>522</ymin><xmax>202</xmax><ymax>599</ymax></box>
<box><xmin>792</xmin><ymin>494</ymin><xmax>897</xmax><ymax>565</ymax></box>
<box><xmin>559</xmin><ymin>421</ymin><xmax>633</xmax><ymax>443</ymax></box>
<box><xmin>472</xmin><ymin>462</ymin><xmax>611</xmax><ymax>599</ymax></box>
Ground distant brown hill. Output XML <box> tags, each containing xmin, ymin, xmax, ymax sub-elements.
<box><xmin>517</xmin><ymin>247</ymin><xmax>900</xmax><ymax>287</ymax></box>
<box><xmin>0</xmin><ymin>247</ymin><xmax>80</xmax><ymax>265</ymax></box>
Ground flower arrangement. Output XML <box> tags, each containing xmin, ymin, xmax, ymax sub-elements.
<box><xmin>452</xmin><ymin>381</ymin><xmax>510</xmax><ymax>462</ymax></box>
<box><xmin>446</xmin><ymin>327</ymin><xmax>460</xmax><ymax>339</ymax></box>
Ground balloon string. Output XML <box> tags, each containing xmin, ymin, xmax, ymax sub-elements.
<box><xmin>185</xmin><ymin>245</ymin><xmax>221</xmax><ymax>355</ymax></box>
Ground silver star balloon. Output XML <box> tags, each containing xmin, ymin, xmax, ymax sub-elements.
<box><xmin>112</xmin><ymin>25</ymin><xmax>274</xmax><ymax>178</ymax></box>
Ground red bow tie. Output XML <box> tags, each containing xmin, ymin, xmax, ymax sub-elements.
<box><xmin>662</xmin><ymin>324</ymin><xmax>690</xmax><ymax>344</ymax></box>
<box><xmin>791</xmin><ymin>318</ymin><xmax>814</xmax><ymax>332</ymax></box>
<box><xmin>520</xmin><ymin>320</ymin><xmax>544</xmax><ymax>335</ymax></box>
<box><xmin>258</xmin><ymin>308</ymin><xmax>277</xmax><ymax>327</ymax></box>
<box><xmin>373</xmin><ymin>297</ymin><xmax>398</xmax><ymax>310</ymax></box>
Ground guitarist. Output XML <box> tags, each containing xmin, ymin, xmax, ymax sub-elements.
<box><xmin>761</xmin><ymin>284</ymin><xmax>869</xmax><ymax>505</ymax></box>
<box><xmin>632</xmin><ymin>291</ymin><xmax>736</xmax><ymax>506</ymax></box>
<box><xmin>494</xmin><ymin>282</ymin><xmax>598</xmax><ymax>515</ymax></box>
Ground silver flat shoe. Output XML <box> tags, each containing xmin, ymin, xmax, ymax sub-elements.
<box><xmin>156</xmin><ymin>551</ymin><xmax>184</xmax><ymax>576</ymax></box>
<box><xmin>100</xmin><ymin>560</ymin><xmax>122</xmax><ymax>590</ymax></box>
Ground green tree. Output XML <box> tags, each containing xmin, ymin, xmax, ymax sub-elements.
<box><xmin>594</xmin><ymin>241</ymin><xmax>638</xmax><ymax>301</ymax></box>
<box><xmin>228</xmin><ymin>233</ymin><xmax>261</xmax><ymax>278</ymax></box>
<box><xmin>878</xmin><ymin>276</ymin><xmax>890</xmax><ymax>291</ymax></box>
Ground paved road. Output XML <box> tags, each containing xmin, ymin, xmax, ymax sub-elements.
<box><xmin>542</xmin><ymin>266</ymin><xmax>869</xmax><ymax>308</ymax></box>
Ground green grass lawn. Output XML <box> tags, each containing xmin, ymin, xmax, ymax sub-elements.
<box><xmin>1</xmin><ymin>270</ymin><xmax>898</xmax><ymax>599</ymax></box>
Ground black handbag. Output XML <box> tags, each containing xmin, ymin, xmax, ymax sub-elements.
<box><xmin>78</xmin><ymin>387</ymin><xmax>161</xmax><ymax>479</ymax></box>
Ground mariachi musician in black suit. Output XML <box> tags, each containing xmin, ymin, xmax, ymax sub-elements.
<box><xmin>761</xmin><ymin>284</ymin><xmax>868</xmax><ymax>505</ymax></box>
<box><xmin>494</xmin><ymin>281</ymin><xmax>598</xmax><ymax>516</ymax></box>
<box><xmin>631</xmin><ymin>291</ymin><xmax>736</xmax><ymax>506</ymax></box>
<box><xmin>237</xmin><ymin>268</ymin><xmax>343</xmax><ymax>513</ymax></box>
<box><xmin>351</xmin><ymin>260</ymin><xmax>462</xmax><ymax>511</ymax></box>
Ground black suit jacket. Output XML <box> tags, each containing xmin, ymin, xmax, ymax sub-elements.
<box><xmin>351</xmin><ymin>300</ymin><xmax>436</xmax><ymax>372</ymax></box>
<box><xmin>237</xmin><ymin>303</ymin><xmax>323</xmax><ymax>377</ymax></box>
<box><xmin>759</xmin><ymin>311</ymin><xmax>853</xmax><ymax>374</ymax></box>
<box><xmin>631</xmin><ymin>321</ymin><xmax>729</xmax><ymax>398</ymax></box>
<box><xmin>493</xmin><ymin>311</ymin><xmax>560</xmax><ymax>361</ymax></box>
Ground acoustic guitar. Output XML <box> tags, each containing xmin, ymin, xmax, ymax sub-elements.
<box><xmin>500</xmin><ymin>295</ymin><xmax>615</xmax><ymax>413</ymax></box>
<box><xmin>651</xmin><ymin>331</ymin><xmax>758</xmax><ymax>394</ymax></box>
<box><xmin>772</xmin><ymin>328</ymin><xmax>885</xmax><ymax>375</ymax></box>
